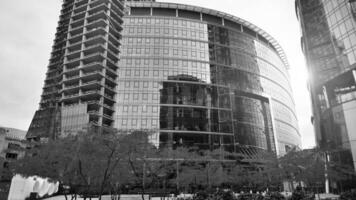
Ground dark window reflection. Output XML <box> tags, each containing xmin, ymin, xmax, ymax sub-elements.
<box><xmin>160</xmin><ymin>132</ymin><xmax>234</xmax><ymax>152</ymax></box>
<box><xmin>232</xmin><ymin>94</ymin><xmax>275</xmax><ymax>151</ymax></box>
<box><xmin>160</xmin><ymin>81</ymin><xmax>231</xmax><ymax>108</ymax></box>
<box><xmin>159</xmin><ymin>106</ymin><xmax>232</xmax><ymax>133</ymax></box>
<box><xmin>211</xmin><ymin>65</ymin><xmax>263</xmax><ymax>93</ymax></box>
<box><xmin>160</xmin><ymin>82</ymin><xmax>211</xmax><ymax>107</ymax></box>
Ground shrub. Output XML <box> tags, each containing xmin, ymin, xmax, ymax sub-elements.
<box><xmin>237</xmin><ymin>193</ymin><xmax>264</xmax><ymax>200</ymax></box>
<box><xmin>264</xmin><ymin>192</ymin><xmax>286</xmax><ymax>200</ymax></box>
<box><xmin>213</xmin><ymin>189</ymin><xmax>236</xmax><ymax>200</ymax></box>
<box><xmin>340</xmin><ymin>190</ymin><xmax>356</xmax><ymax>200</ymax></box>
<box><xmin>193</xmin><ymin>191</ymin><xmax>209</xmax><ymax>200</ymax></box>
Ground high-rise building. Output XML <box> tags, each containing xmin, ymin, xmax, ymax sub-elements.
<box><xmin>27</xmin><ymin>0</ymin><xmax>125</xmax><ymax>139</ymax></box>
<box><xmin>296</xmin><ymin>0</ymin><xmax>356</xmax><ymax>168</ymax></box>
<box><xmin>115</xmin><ymin>1</ymin><xmax>300</xmax><ymax>155</ymax></box>
<box><xmin>0</xmin><ymin>127</ymin><xmax>26</xmax><ymax>182</ymax></box>
<box><xmin>28</xmin><ymin>0</ymin><xmax>300</xmax><ymax>156</ymax></box>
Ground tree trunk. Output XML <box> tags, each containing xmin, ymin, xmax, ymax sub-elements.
<box><xmin>99</xmin><ymin>149</ymin><xmax>116</xmax><ymax>200</ymax></box>
<box><xmin>176</xmin><ymin>160</ymin><xmax>179</xmax><ymax>192</ymax></box>
<box><xmin>141</xmin><ymin>180</ymin><xmax>146</xmax><ymax>200</ymax></box>
<box><xmin>142</xmin><ymin>162</ymin><xmax>146</xmax><ymax>200</ymax></box>
<box><xmin>206</xmin><ymin>170</ymin><xmax>209</xmax><ymax>189</ymax></box>
<box><xmin>128</xmin><ymin>156</ymin><xmax>145</xmax><ymax>200</ymax></box>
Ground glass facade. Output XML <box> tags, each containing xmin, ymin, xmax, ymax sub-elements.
<box><xmin>28</xmin><ymin>1</ymin><xmax>300</xmax><ymax>156</ymax></box>
<box><xmin>297</xmin><ymin>0</ymin><xmax>356</xmax><ymax>169</ymax></box>
<box><xmin>115</xmin><ymin>2</ymin><xmax>300</xmax><ymax>155</ymax></box>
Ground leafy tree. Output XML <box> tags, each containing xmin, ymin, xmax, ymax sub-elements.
<box><xmin>13</xmin><ymin>127</ymin><xmax>134</xmax><ymax>200</ymax></box>
<box><xmin>279</xmin><ymin>148</ymin><xmax>356</xmax><ymax>193</ymax></box>
<box><xmin>340</xmin><ymin>190</ymin><xmax>356</xmax><ymax>200</ymax></box>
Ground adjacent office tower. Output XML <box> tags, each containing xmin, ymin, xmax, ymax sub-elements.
<box><xmin>116</xmin><ymin>1</ymin><xmax>300</xmax><ymax>155</ymax></box>
<box><xmin>296</xmin><ymin>0</ymin><xmax>356</xmax><ymax>168</ymax></box>
<box><xmin>27</xmin><ymin>0</ymin><xmax>125</xmax><ymax>139</ymax></box>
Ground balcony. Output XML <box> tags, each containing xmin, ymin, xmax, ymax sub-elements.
<box><xmin>51</xmin><ymin>47</ymin><xmax>64</xmax><ymax>55</ymax></box>
<box><xmin>104</xmin><ymin>82</ymin><xmax>116</xmax><ymax>91</ymax></box>
<box><xmin>66</xmin><ymin>52</ymin><xmax>81</xmax><ymax>62</ymax></box>
<box><xmin>102</xmin><ymin>118</ymin><xmax>114</xmax><ymax>127</ymax></box>
<box><xmin>90</xmin><ymin>0</ymin><xmax>109</xmax><ymax>9</ymax></box>
<box><xmin>61</xmin><ymin>6</ymin><xmax>73</xmax><ymax>16</ymax></box>
<box><xmin>82</xmin><ymin>61</ymin><xmax>104</xmax><ymax>72</ymax></box>
<box><xmin>81</xmin><ymin>91</ymin><xmax>102</xmax><ymax>102</ymax></box>
<box><xmin>46</xmin><ymin>71</ymin><xmax>59</xmax><ymax>80</ymax></box>
<box><xmin>74</xmin><ymin>0</ymin><xmax>89</xmax><ymax>8</ymax></box>
<box><xmin>87</xmin><ymin>10</ymin><xmax>107</xmax><ymax>23</ymax></box>
<box><xmin>81</xmin><ymin>90</ymin><xmax>102</xmax><ymax>99</ymax></box>
<box><xmin>43</xmin><ymin>82</ymin><xmax>58</xmax><ymax>89</ymax></box>
<box><xmin>45</xmin><ymin>75</ymin><xmax>59</xmax><ymax>82</ymax></box>
<box><xmin>53</xmin><ymin>41</ymin><xmax>66</xmax><ymax>50</ymax></box>
<box><xmin>82</xmin><ymin>52</ymin><xmax>105</xmax><ymax>64</ymax></box>
<box><xmin>82</xmin><ymin>69</ymin><xmax>103</xmax><ymax>76</ymax></box>
<box><xmin>64</xmin><ymin>74</ymin><xmax>80</xmax><ymax>82</ymax></box>
<box><xmin>85</xmin><ymin>27</ymin><xmax>106</xmax><ymax>40</ymax></box>
<box><xmin>103</xmin><ymin>93</ymin><xmax>115</xmax><ymax>102</ymax></box>
<box><xmin>108</xmin><ymin>35</ymin><xmax>120</xmax><ymax>48</ymax></box>
<box><xmin>84</xmin><ymin>36</ymin><xmax>106</xmax><ymax>48</ymax></box>
<box><xmin>106</xmin><ymin>46</ymin><xmax>118</xmax><ymax>59</ymax></box>
<box><xmin>72</xmin><ymin>12</ymin><xmax>86</xmax><ymax>22</ymax></box>
<box><xmin>109</xmin><ymin>11</ymin><xmax>123</xmax><ymax>25</ymax></box>
<box><xmin>111</xmin><ymin>0</ymin><xmax>124</xmax><ymax>11</ymax></box>
<box><xmin>110</xmin><ymin>2</ymin><xmax>124</xmax><ymax>17</ymax></box>
<box><xmin>86</xmin><ymin>19</ymin><xmax>107</xmax><ymax>30</ymax></box>
<box><xmin>105</xmin><ymin>75</ymin><xmax>116</xmax><ymax>85</ymax></box>
<box><xmin>85</xmin><ymin>100</ymin><xmax>101</xmax><ymax>106</ymax></box>
<box><xmin>66</xmin><ymin>50</ymin><xmax>82</xmax><ymax>61</ymax></box>
<box><xmin>102</xmin><ymin>113</ymin><xmax>113</xmax><ymax>120</ymax></box>
<box><xmin>46</xmin><ymin>67</ymin><xmax>58</xmax><ymax>75</ymax></box>
<box><xmin>62</xmin><ymin>83</ymin><xmax>80</xmax><ymax>91</ymax></box>
<box><xmin>68</xmin><ymin>35</ymin><xmax>83</xmax><ymax>45</ymax></box>
<box><xmin>64</xmin><ymin>66</ymin><xmax>80</xmax><ymax>76</ymax></box>
<box><xmin>88</xmin><ymin>3</ymin><xmax>108</xmax><ymax>16</ymax></box>
<box><xmin>67</xmin><ymin>43</ymin><xmax>82</xmax><ymax>53</ymax></box>
<box><xmin>62</xmin><ymin>92</ymin><xmax>80</xmax><ymax>100</ymax></box>
<box><xmin>42</xmin><ymin>90</ymin><xmax>57</xmax><ymax>97</ymax></box>
<box><xmin>108</xmin><ymin>32</ymin><xmax>121</xmax><ymax>45</ymax></box>
<box><xmin>50</xmin><ymin>54</ymin><xmax>63</xmax><ymax>63</ymax></box>
<box><xmin>65</xmin><ymin>60</ymin><xmax>81</xmax><ymax>69</ymax></box>
<box><xmin>105</xmin><ymin>66</ymin><xmax>117</xmax><ymax>77</ymax></box>
<box><xmin>83</xmin><ymin>44</ymin><xmax>105</xmax><ymax>57</ymax></box>
<box><xmin>81</xmin><ymin>80</ymin><xmax>102</xmax><ymax>92</ymax></box>
<box><xmin>73</xmin><ymin>4</ymin><xmax>87</xmax><ymax>15</ymax></box>
<box><xmin>69</xmin><ymin>27</ymin><xmax>84</xmax><ymax>37</ymax></box>
<box><xmin>102</xmin><ymin>102</ymin><xmax>113</xmax><ymax>110</ymax></box>
<box><xmin>70</xmin><ymin>19</ymin><xmax>85</xmax><ymax>30</ymax></box>
<box><xmin>59</xmin><ymin>16</ymin><xmax>71</xmax><ymax>27</ymax></box>
<box><xmin>107</xmin><ymin>50</ymin><xmax>118</xmax><ymax>63</ymax></box>
<box><xmin>53</xmin><ymin>38</ymin><xmax>67</xmax><ymax>47</ymax></box>
<box><xmin>82</xmin><ymin>70</ymin><xmax>104</xmax><ymax>82</ymax></box>
<box><xmin>63</xmin><ymin>86</ymin><xmax>80</xmax><ymax>97</ymax></box>
<box><xmin>106</xmin><ymin>58</ymin><xmax>118</xmax><ymax>71</ymax></box>
<box><xmin>108</xmin><ymin>43</ymin><xmax>119</xmax><ymax>55</ymax></box>
<box><xmin>62</xmin><ymin>0</ymin><xmax>74</xmax><ymax>9</ymax></box>
<box><xmin>55</xmin><ymin>27</ymin><xmax>68</xmax><ymax>38</ymax></box>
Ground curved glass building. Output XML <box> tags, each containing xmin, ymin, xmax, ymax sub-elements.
<box><xmin>115</xmin><ymin>1</ymin><xmax>300</xmax><ymax>155</ymax></box>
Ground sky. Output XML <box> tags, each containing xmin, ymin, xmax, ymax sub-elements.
<box><xmin>0</xmin><ymin>0</ymin><xmax>315</xmax><ymax>149</ymax></box>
